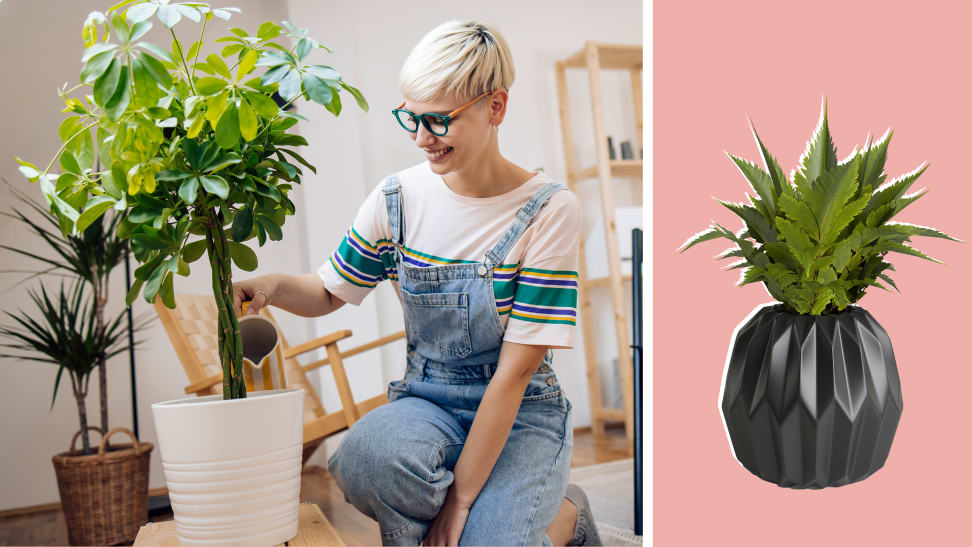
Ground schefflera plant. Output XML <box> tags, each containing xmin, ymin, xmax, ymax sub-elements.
<box><xmin>16</xmin><ymin>0</ymin><xmax>368</xmax><ymax>400</ymax></box>
<box><xmin>680</xmin><ymin>100</ymin><xmax>961</xmax><ymax>315</ymax></box>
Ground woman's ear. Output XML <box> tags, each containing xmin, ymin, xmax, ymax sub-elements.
<box><xmin>488</xmin><ymin>89</ymin><xmax>509</xmax><ymax>126</ymax></box>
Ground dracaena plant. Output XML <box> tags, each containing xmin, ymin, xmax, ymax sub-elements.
<box><xmin>679</xmin><ymin>100</ymin><xmax>961</xmax><ymax>315</ymax></box>
<box><xmin>16</xmin><ymin>0</ymin><xmax>368</xmax><ymax>400</ymax></box>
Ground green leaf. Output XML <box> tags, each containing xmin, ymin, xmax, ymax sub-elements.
<box><xmin>59</xmin><ymin>151</ymin><xmax>81</xmax><ymax>175</ymax></box>
<box><xmin>93</xmin><ymin>57</ymin><xmax>122</xmax><ymax>107</ymax></box>
<box><xmin>805</xmin><ymin>156</ymin><xmax>859</xmax><ymax>241</ymax></box>
<box><xmin>239</xmin><ymin>99</ymin><xmax>258</xmax><ymax>141</ymax></box>
<box><xmin>883</xmin><ymin>222</ymin><xmax>961</xmax><ymax>242</ymax></box>
<box><xmin>136</xmin><ymin>41</ymin><xmax>175</xmax><ymax>64</ymax></box>
<box><xmin>261</xmin><ymin>64</ymin><xmax>290</xmax><ymax>86</ymax></box>
<box><xmin>340</xmin><ymin>81</ymin><xmax>369</xmax><ymax>112</ymax></box>
<box><xmin>306</xmin><ymin>65</ymin><xmax>340</xmax><ymax>84</ymax></box>
<box><xmin>143</xmin><ymin>262</ymin><xmax>167</xmax><ymax>302</ymax></box>
<box><xmin>232</xmin><ymin>206</ymin><xmax>253</xmax><ymax>241</ymax></box>
<box><xmin>111</xmin><ymin>12</ymin><xmax>131</xmax><ymax>43</ymax></box>
<box><xmin>324</xmin><ymin>87</ymin><xmax>342</xmax><ymax>116</ymax></box>
<box><xmin>75</xmin><ymin>196</ymin><xmax>115</xmax><ymax>232</ymax></box>
<box><xmin>858</xmin><ymin>129</ymin><xmax>892</xmax><ymax>192</ymax></box>
<box><xmin>872</xmin><ymin>240</ymin><xmax>943</xmax><ymax>264</ymax></box>
<box><xmin>215</xmin><ymin>102</ymin><xmax>240</xmax><ymax>149</ymax></box>
<box><xmin>206</xmin><ymin>53</ymin><xmax>232</xmax><ymax>79</ymax></box>
<box><xmin>749</xmin><ymin>122</ymin><xmax>786</xmax><ymax>197</ymax></box>
<box><xmin>718</xmin><ymin>200</ymin><xmax>775</xmax><ymax>244</ymax></box>
<box><xmin>139</xmin><ymin>52</ymin><xmax>172</xmax><ymax>87</ymax></box>
<box><xmin>245</xmin><ymin>91</ymin><xmax>278</xmax><ymax>118</ymax></box>
<box><xmin>255</xmin><ymin>215</ymin><xmax>282</xmax><ymax>240</ymax></box>
<box><xmin>257</xmin><ymin>21</ymin><xmax>282</xmax><ymax>40</ymax></box>
<box><xmin>229</xmin><ymin>241</ymin><xmax>258</xmax><ymax>271</ymax></box>
<box><xmin>777</xmin><ymin>191</ymin><xmax>818</xmax><ymax>239</ymax></box>
<box><xmin>129</xmin><ymin>20</ymin><xmax>153</xmax><ymax>42</ymax></box>
<box><xmin>185</xmin><ymin>114</ymin><xmax>206</xmax><ymax>138</ymax></box>
<box><xmin>157</xmin><ymin>4</ymin><xmax>181</xmax><ymax>28</ymax></box>
<box><xmin>81</xmin><ymin>42</ymin><xmax>116</xmax><ymax>63</ymax></box>
<box><xmin>727</xmin><ymin>153</ymin><xmax>775</xmax><ymax>219</ymax></box>
<box><xmin>179</xmin><ymin>177</ymin><xmax>200</xmax><ymax>204</ymax></box>
<box><xmin>103</xmin><ymin>65</ymin><xmax>132</xmax><ymax>121</ymax></box>
<box><xmin>678</xmin><ymin>227</ymin><xmax>727</xmax><ymax>252</ymax></box>
<box><xmin>160</xmin><ymin>271</ymin><xmax>175</xmax><ymax>308</ymax></box>
<box><xmin>126</xmin><ymin>276</ymin><xmax>145</xmax><ymax>307</ymax></box>
<box><xmin>196</xmin><ymin>76</ymin><xmax>228</xmax><ymax>95</ymax></box>
<box><xmin>797</xmin><ymin>98</ymin><xmax>837</xmax><ymax>185</ymax></box>
<box><xmin>199</xmin><ymin>175</ymin><xmax>229</xmax><ymax>199</ymax></box>
<box><xmin>295</xmin><ymin>37</ymin><xmax>312</xmax><ymax>61</ymax></box>
<box><xmin>126</xmin><ymin>2</ymin><xmax>158</xmax><ymax>22</ymax></box>
<box><xmin>205</xmin><ymin>90</ymin><xmax>230</xmax><ymax>125</ymax></box>
<box><xmin>202</xmin><ymin>152</ymin><xmax>242</xmax><ymax>173</ymax></box>
<box><xmin>822</xmin><ymin>194</ymin><xmax>868</xmax><ymax>246</ymax></box>
<box><xmin>221</xmin><ymin>43</ymin><xmax>245</xmax><ymax>58</ymax></box>
<box><xmin>81</xmin><ymin>49</ymin><xmax>116</xmax><ymax>84</ymax></box>
<box><xmin>237</xmin><ymin>49</ymin><xmax>259</xmax><ymax>81</ymax></box>
<box><xmin>864</xmin><ymin>163</ymin><xmax>928</xmax><ymax>218</ymax></box>
<box><xmin>277</xmin><ymin>70</ymin><xmax>301</xmax><ymax>101</ymax></box>
<box><xmin>182</xmin><ymin>239</ymin><xmax>207</xmax><ymax>263</ymax></box>
<box><xmin>277</xmin><ymin>148</ymin><xmax>317</xmax><ymax>174</ymax></box>
<box><xmin>302</xmin><ymin>73</ymin><xmax>333</xmax><ymax>106</ymax></box>
<box><xmin>132</xmin><ymin>57</ymin><xmax>161</xmax><ymax>107</ymax></box>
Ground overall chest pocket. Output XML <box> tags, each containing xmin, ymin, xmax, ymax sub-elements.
<box><xmin>401</xmin><ymin>288</ymin><xmax>472</xmax><ymax>359</ymax></box>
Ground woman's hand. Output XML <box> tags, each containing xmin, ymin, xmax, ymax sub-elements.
<box><xmin>232</xmin><ymin>274</ymin><xmax>279</xmax><ymax>316</ymax></box>
<box><xmin>422</xmin><ymin>489</ymin><xmax>471</xmax><ymax>547</ymax></box>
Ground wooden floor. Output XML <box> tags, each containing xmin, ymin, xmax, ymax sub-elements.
<box><xmin>0</xmin><ymin>426</ymin><xmax>632</xmax><ymax>546</ymax></box>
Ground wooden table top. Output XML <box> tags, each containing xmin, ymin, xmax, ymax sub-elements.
<box><xmin>133</xmin><ymin>502</ymin><xmax>345</xmax><ymax>546</ymax></box>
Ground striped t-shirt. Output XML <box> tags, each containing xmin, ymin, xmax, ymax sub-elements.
<box><xmin>317</xmin><ymin>161</ymin><xmax>581</xmax><ymax>348</ymax></box>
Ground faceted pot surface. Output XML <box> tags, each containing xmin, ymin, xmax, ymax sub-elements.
<box><xmin>721</xmin><ymin>304</ymin><xmax>903</xmax><ymax>488</ymax></box>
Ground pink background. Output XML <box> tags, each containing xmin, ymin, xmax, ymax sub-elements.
<box><xmin>655</xmin><ymin>1</ymin><xmax>971</xmax><ymax>545</ymax></box>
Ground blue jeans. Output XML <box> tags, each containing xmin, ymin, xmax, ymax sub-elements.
<box><xmin>327</xmin><ymin>353</ymin><xmax>573</xmax><ymax>545</ymax></box>
<box><xmin>327</xmin><ymin>173</ymin><xmax>573</xmax><ymax>545</ymax></box>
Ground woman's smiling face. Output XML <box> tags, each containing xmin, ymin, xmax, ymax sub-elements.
<box><xmin>403</xmin><ymin>92</ymin><xmax>500</xmax><ymax>175</ymax></box>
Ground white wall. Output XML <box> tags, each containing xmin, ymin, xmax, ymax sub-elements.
<box><xmin>0</xmin><ymin>0</ymin><xmax>642</xmax><ymax>511</ymax></box>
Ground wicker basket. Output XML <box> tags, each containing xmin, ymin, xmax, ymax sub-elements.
<box><xmin>51</xmin><ymin>427</ymin><xmax>153</xmax><ymax>546</ymax></box>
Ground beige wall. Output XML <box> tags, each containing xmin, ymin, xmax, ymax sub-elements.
<box><xmin>0</xmin><ymin>0</ymin><xmax>642</xmax><ymax>511</ymax></box>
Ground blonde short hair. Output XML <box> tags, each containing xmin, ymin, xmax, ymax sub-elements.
<box><xmin>399</xmin><ymin>20</ymin><xmax>516</xmax><ymax>104</ymax></box>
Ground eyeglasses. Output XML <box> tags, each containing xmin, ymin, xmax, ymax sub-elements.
<box><xmin>392</xmin><ymin>90</ymin><xmax>494</xmax><ymax>136</ymax></box>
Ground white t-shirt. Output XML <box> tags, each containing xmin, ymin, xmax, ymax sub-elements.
<box><xmin>317</xmin><ymin>161</ymin><xmax>581</xmax><ymax>348</ymax></box>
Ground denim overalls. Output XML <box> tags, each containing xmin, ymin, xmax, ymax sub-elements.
<box><xmin>327</xmin><ymin>173</ymin><xmax>574</xmax><ymax>546</ymax></box>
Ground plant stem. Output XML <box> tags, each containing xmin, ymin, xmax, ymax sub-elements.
<box><xmin>170</xmin><ymin>28</ymin><xmax>197</xmax><ymax>95</ymax></box>
<box><xmin>204</xmin><ymin>207</ymin><xmax>245</xmax><ymax>399</ymax></box>
<box><xmin>254</xmin><ymin>95</ymin><xmax>300</xmax><ymax>139</ymax></box>
<box><xmin>93</xmin><ymin>275</ymin><xmax>108</xmax><ymax>436</ymax></box>
<box><xmin>73</xmin><ymin>382</ymin><xmax>91</xmax><ymax>454</ymax></box>
<box><xmin>189</xmin><ymin>17</ymin><xmax>208</xmax><ymax>81</ymax></box>
<box><xmin>43</xmin><ymin>122</ymin><xmax>99</xmax><ymax>175</ymax></box>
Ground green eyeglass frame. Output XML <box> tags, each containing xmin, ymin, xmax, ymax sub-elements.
<box><xmin>392</xmin><ymin>90</ymin><xmax>494</xmax><ymax>136</ymax></box>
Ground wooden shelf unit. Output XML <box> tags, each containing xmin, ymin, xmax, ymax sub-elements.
<box><xmin>555</xmin><ymin>41</ymin><xmax>642</xmax><ymax>441</ymax></box>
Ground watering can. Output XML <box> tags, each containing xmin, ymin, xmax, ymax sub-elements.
<box><xmin>238</xmin><ymin>301</ymin><xmax>288</xmax><ymax>391</ymax></box>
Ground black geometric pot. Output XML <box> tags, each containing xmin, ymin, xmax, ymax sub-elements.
<box><xmin>721</xmin><ymin>304</ymin><xmax>903</xmax><ymax>489</ymax></box>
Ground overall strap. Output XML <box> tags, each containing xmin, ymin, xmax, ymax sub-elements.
<box><xmin>382</xmin><ymin>173</ymin><xmax>404</xmax><ymax>246</ymax></box>
<box><xmin>484</xmin><ymin>181</ymin><xmax>566</xmax><ymax>268</ymax></box>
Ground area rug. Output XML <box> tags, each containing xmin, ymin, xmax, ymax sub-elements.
<box><xmin>569</xmin><ymin>458</ymin><xmax>643</xmax><ymax>546</ymax></box>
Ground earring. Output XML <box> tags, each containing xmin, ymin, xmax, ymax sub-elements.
<box><xmin>491</xmin><ymin>124</ymin><xmax>499</xmax><ymax>134</ymax></box>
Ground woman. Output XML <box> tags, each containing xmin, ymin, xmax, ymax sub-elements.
<box><xmin>234</xmin><ymin>20</ymin><xmax>601</xmax><ymax>546</ymax></box>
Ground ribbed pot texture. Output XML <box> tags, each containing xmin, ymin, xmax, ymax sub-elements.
<box><xmin>152</xmin><ymin>388</ymin><xmax>303</xmax><ymax>546</ymax></box>
<box><xmin>721</xmin><ymin>304</ymin><xmax>903</xmax><ymax>488</ymax></box>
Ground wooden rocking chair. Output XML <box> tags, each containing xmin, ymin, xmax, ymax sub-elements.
<box><xmin>153</xmin><ymin>294</ymin><xmax>405</xmax><ymax>467</ymax></box>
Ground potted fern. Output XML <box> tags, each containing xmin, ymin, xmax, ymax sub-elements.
<box><xmin>17</xmin><ymin>1</ymin><xmax>367</xmax><ymax>543</ymax></box>
<box><xmin>680</xmin><ymin>100</ymin><xmax>961</xmax><ymax>488</ymax></box>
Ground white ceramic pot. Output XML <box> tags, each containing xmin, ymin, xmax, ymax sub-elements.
<box><xmin>151</xmin><ymin>388</ymin><xmax>303</xmax><ymax>546</ymax></box>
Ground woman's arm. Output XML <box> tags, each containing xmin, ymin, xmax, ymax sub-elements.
<box><xmin>233</xmin><ymin>273</ymin><xmax>346</xmax><ymax>318</ymax></box>
<box><xmin>422</xmin><ymin>341</ymin><xmax>549</xmax><ymax>545</ymax></box>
